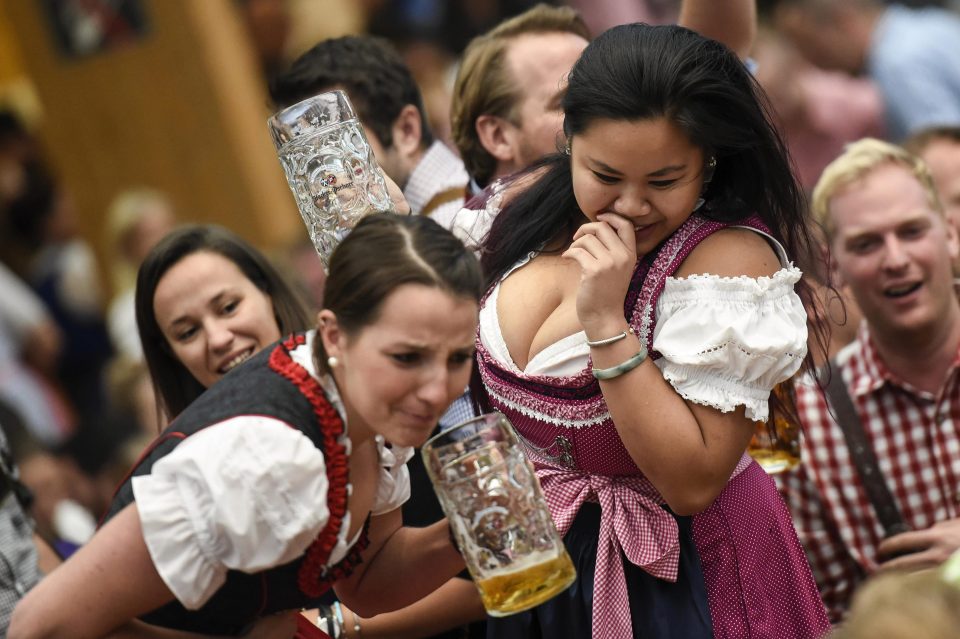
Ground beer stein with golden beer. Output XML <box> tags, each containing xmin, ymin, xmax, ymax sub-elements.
<box><xmin>268</xmin><ymin>90</ymin><xmax>392</xmax><ymax>267</ymax></box>
<box><xmin>422</xmin><ymin>413</ymin><xmax>576</xmax><ymax>616</ymax></box>
<box><xmin>748</xmin><ymin>381</ymin><xmax>802</xmax><ymax>473</ymax></box>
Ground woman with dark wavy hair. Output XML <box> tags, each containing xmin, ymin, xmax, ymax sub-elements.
<box><xmin>467</xmin><ymin>23</ymin><xmax>831</xmax><ymax>638</ymax></box>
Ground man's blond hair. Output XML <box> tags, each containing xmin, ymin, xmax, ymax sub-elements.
<box><xmin>451</xmin><ymin>4</ymin><xmax>589</xmax><ymax>186</ymax></box>
<box><xmin>812</xmin><ymin>138</ymin><xmax>942</xmax><ymax>238</ymax></box>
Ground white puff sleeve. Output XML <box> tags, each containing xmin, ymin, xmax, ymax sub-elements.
<box><xmin>131</xmin><ymin>416</ymin><xmax>329</xmax><ymax>609</ymax></box>
<box><xmin>652</xmin><ymin>266</ymin><xmax>808</xmax><ymax>422</ymax></box>
<box><xmin>371</xmin><ymin>436</ymin><xmax>413</xmax><ymax>515</ymax></box>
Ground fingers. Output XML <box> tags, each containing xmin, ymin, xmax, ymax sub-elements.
<box><xmin>383</xmin><ymin>171</ymin><xmax>411</xmax><ymax>215</ymax></box>
<box><xmin>599</xmin><ymin>212</ymin><xmax>640</xmax><ymax>251</ymax></box>
<box><xmin>877</xmin><ymin>530</ymin><xmax>932</xmax><ymax>559</ymax></box>
<box><xmin>567</xmin><ymin>214</ymin><xmax>637</xmax><ymax>268</ymax></box>
<box><xmin>572</xmin><ymin>214</ymin><xmax>636</xmax><ymax>256</ymax></box>
<box><xmin>877</xmin><ymin>548</ymin><xmax>941</xmax><ymax>572</ymax></box>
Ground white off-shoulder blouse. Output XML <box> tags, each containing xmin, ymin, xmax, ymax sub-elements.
<box><xmin>480</xmin><ymin>231</ymin><xmax>807</xmax><ymax>423</ymax></box>
<box><xmin>131</xmin><ymin>331</ymin><xmax>413</xmax><ymax>610</ymax></box>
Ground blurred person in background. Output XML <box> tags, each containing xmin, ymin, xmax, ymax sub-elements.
<box><xmin>764</xmin><ymin>0</ymin><xmax>960</xmax><ymax>141</ymax></box>
<box><xmin>1</xmin><ymin>398</ymin><xmax>96</xmax><ymax>559</ymax></box>
<box><xmin>103</xmin><ymin>187</ymin><xmax>178</xmax><ymax>361</ymax></box>
<box><xmin>236</xmin><ymin>0</ymin><xmax>292</xmax><ymax>86</ymax></box>
<box><xmin>0</xmin><ymin>261</ymin><xmax>70</xmax><ymax>446</ymax></box>
<box><xmin>363</xmin><ymin>0</ymin><xmax>548</xmax><ymax>147</ymax></box>
<box><xmin>905</xmin><ymin>126</ymin><xmax>960</xmax><ymax>237</ymax></box>
<box><xmin>0</xmin><ymin>110</ymin><xmax>44</xmax><ymax>210</ymax></box>
<box><xmin>750</xmin><ymin>26</ymin><xmax>886</xmax><ymax>193</ymax></box>
<box><xmin>566</xmin><ymin>0</ymin><xmax>681</xmax><ymax>34</ymax></box>
<box><xmin>271</xmin><ymin>236</ymin><xmax>327</xmax><ymax>312</ymax></box>
<box><xmin>2</xmin><ymin>164</ymin><xmax>112</xmax><ymax>444</ymax></box>
<box><xmin>0</xmin><ymin>422</ymin><xmax>61</xmax><ymax>635</ymax></box>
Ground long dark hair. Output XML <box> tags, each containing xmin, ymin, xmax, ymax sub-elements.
<box><xmin>480</xmin><ymin>22</ymin><xmax>827</xmax><ymax>384</ymax></box>
<box><xmin>314</xmin><ymin>213</ymin><xmax>483</xmax><ymax>370</ymax></box>
<box><xmin>482</xmin><ymin>23</ymin><xmax>811</xmax><ymax>288</ymax></box>
<box><xmin>136</xmin><ymin>225</ymin><xmax>313</xmax><ymax>420</ymax></box>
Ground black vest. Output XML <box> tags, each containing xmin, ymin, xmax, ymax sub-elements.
<box><xmin>104</xmin><ymin>334</ymin><xmax>365</xmax><ymax>635</ymax></box>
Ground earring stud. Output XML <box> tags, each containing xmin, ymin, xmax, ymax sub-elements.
<box><xmin>327</xmin><ymin>356</ymin><xmax>338</xmax><ymax>368</ymax></box>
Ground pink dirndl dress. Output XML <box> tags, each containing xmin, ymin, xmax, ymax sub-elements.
<box><xmin>476</xmin><ymin>213</ymin><xmax>831</xmax><ymax>638</ymax></box>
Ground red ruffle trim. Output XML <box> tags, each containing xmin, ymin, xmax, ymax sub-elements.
<box><xmin>268</xmin><ymin>333</ymin><xmax>357</xmax><ymax>598</ymax></box>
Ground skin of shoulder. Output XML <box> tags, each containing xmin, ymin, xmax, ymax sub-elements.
<box><xmin>674</xmin><ymin>227</ymin><xmax>781</xmax><ymax>280</ymax></box>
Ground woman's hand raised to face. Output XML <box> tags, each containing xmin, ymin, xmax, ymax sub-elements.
<box><xmin>561</xmin><ymin>212</ymin><xmax>638</xmax><ymax>337</ymax></box>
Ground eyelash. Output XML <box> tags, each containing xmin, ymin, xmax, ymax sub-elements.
<box><xmin>592</xmin><ymin>172</ymin><xmax>679</xmax><ymax>189</ymax></box>
<box><xmin>592</xmin><ymin>171</ymin><xmax>618</xmax><ymax>184</ymax></box>
<box><xmin>392</xmin><ymin>353</ymin><xmax>420</xmax><ymax>365</ymax></box>
<box><xmin>390</xmin><ymin>352</ymin><xmax>475</xmax><ymax>367</ymax></box>
<box><xmin>449</xmin><ymin>353</ymin><xmax>474</xmax><ymax>366</ymax></box>
<box><xmin>650</xmin><ymin>179</ymin><xmax>678</xmax><ymax>189</ymax></box>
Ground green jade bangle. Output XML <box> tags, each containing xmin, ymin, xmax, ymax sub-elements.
<box><xmin>592</xmin><ymin>343</ymin><xmax>648</xmax><ymax>380</ymax></box>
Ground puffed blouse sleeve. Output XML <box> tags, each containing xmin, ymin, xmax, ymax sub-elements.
<box><xmin>131</xmin><ymin>416</ymin><xmax>330</xmax><ymax>610</ymax></box>
<box><xmin>651</xmin><ymin>266</ymin><xmax>808</xmax><ymax>422</ymax></box>
<box><xmin>371</xmin><ymin>436</ymin><xmax>413</xmax><ymax>516</ymax></box>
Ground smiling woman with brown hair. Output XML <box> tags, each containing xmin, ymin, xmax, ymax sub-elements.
<box><xmin>134</xmin><ymin>224</ymin><xmax>312</xmax><ymax>422</ymax></box>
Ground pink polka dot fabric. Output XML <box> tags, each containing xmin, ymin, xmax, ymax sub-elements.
<box><xmin>693</xmin><ymin>463</ymin><xmax>831</xmax><ymax>638</ymax></box>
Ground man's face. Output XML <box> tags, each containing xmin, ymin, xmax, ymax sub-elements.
<box><xmin>919</xmin><ymin>138</ymin><xmax>960</xmax><ymax>234</ymax></box>
<box><xmin>829</xmin><ymin>162</ymin><xmax>959</xmax><ymax>341</ymax></box>
<box><xmin>501</xmin><ymin>31</ymin><xmax>587</xmax><ymax>174</ymax></box>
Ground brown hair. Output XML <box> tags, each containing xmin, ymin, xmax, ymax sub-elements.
<box><xmin>314</xmin><ymin>213</ymin><xmax>482</xmax><ymax>370</ymax></box>
<box><xmin>451</xmin><ymin>4</ymin><xmax>589</xmax><ymax>186</ymax></box>
<box><xmin>136</xmin><ymin>225</ymin><xmax>313</xmax><ymax>421</ymax></box>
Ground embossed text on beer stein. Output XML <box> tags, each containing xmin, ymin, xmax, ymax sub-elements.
<box><xmin>422</xmin><ymin>413</ymin><xmax>575</xmax><ymax>616</ymax></box>
<box><xmin>268</xmin><ymin>90</ymin><xmax>392</xmax><ymax>266</ymax></box>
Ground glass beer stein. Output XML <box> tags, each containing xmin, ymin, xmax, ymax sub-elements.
<box><xmin>748</xmin><ymin>381</ymin><xmax>802</xmax><ymax>474</ymax></box>
<box><xmin>422</xmin><ymin>413</ymin><xmax>576</xmax><ymax>616</ymax></box>
<box><xmin>268</xmin><ymin>90</ymin><xmax>392</xmax><ymax>267</ymax></box>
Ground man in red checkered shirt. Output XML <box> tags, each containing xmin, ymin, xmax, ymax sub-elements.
<box><xmin>779</xmin><ymin>138</ymin><xmax>960</xmax><ymax>622</ymax></box>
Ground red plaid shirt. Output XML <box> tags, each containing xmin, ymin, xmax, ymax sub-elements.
<box><xmin>777</xmin><ymin>323</ymin><xmax>960</xmax><ymax>622</ymax></box>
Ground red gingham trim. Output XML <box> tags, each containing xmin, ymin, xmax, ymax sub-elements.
<box><xmin>268</xmin><ymin>335</ymin><xmax>352</xmax><ymax>598</ymax></box>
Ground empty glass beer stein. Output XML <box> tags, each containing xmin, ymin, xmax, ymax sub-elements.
<box><xmin>422</xmin><ymin>413</ymin><xmax>576</xmax><ymax>616</ymax></box>
<box><xmin>268</xmin><ymin>90</ymin><xmax>392</xmax><ymax>266</ymax></box>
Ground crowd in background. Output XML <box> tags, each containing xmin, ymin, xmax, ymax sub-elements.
<box><xmin>3</xmin><ymin>0</ymin><xmax>960</xmax><ymax>637</ymax></box>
